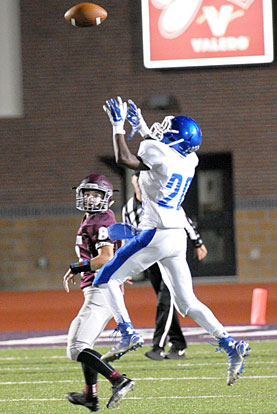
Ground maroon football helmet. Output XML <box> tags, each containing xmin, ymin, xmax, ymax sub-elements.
<box><xmin>75</xmin><ymin>174</ymin><xmax>113</xmax><ymax>212</ymax></box>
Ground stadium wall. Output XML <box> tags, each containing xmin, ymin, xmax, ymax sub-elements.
<box><xmin>0</xmin><ymin>208</ymin><xmax>276</xmax><ymax>290</ymax></box>
<box><xmin>0</xmin><ymin>1</ymin><xmax>276</xmax><ymax>290</ymax></box>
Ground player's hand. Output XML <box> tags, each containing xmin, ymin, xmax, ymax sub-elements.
<box><xmin>127</xmin><ymin>99</ymin><xmax>150</xmax><ymax>140</ymax></box>
<box><xmin>196</xmin><ymin>244</ymin><xmax>208</xmax><ymax>261</ymax></box>
<box><xmin>63</xmin><ymin>268</ymin><xmax>76</xmax><ymax>293</ymax></box>
<box><xmin>126</xmin><ymin>276</ymin><xmax>133</xmax><ymax>285</ymax></box>
<box><xmin>120</xmin><ymin>277</ymin><xmax>133</xmax><ymax>296</ymax></box>
<box><xmin>103</xmin><ymin>96</ymin><xmax>127</xmax><ymax>134</ymax></box>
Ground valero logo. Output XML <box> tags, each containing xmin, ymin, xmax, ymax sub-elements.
<box><xmin>141</xmin><ymin>0</ymin><xmax>274</xmax><ymax>68</ymax></box>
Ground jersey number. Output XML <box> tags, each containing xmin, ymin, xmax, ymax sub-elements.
<box><xmin>98</xmin><ymin>226</ymin><xmax>109</xmax><ymax>240</ymax></box>
<box><xmin>158</xmin><ymin>174</ymin><xmax>193</xmax><ymax>210</ymax></box>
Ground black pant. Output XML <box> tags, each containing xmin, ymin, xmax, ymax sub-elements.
<box><xmin>144</xmin><ymin>263</ymin><xmax>187</xmax><ymax>351</ymax></box>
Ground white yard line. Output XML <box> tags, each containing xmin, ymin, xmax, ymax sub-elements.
<box><xmin>0</xmin><ymin>355</ymin><xmax>67</xmax><ymax>361</ymax></box>
<box><xmin>0</xmin><ymin>380</ymin><xmax>74</xmax><ymax>385</ymax></box>
<box><xmin>2</xmin><ymin>358</ymin><xmax>277</xmax><ymax>370</ymax></box>
<box><xmin>1</xmin><ymin>375</ymin><xmax>277</xmax><ymax>385</ymax></box>
<box><xmin>0</xmin><ymin>366</ymin><xmax>80</xmax><ymax>371</ymax></box>
<box><xmin>1</xmin><ymin>393</ymin><xmax>277</xmax><ymax>403</ymax></box>
<box><xmin>1</xmin><ymin>360</ymin><xmax>277</xmax><ymax>371</ymax></box>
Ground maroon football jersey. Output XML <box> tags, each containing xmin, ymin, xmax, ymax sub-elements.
<box><xmin>75</xmin><ymin>209</ymin><xmax>121</xmax><ymax>289</ymax></box>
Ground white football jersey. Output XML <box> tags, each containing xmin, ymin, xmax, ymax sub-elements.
<box><xmin>137</xmin><ymin>139</ymin><xmax>199</xmax><ymax>230</ymax></box>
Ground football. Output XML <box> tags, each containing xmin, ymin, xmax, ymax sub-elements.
<box><xmin>64</xmin><ymin>3</ymin><xmax>108</xmax><ymax>27</ymax></box>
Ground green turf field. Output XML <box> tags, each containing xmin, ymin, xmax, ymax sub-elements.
<box><xmin>0</xmin><ymin>342</ymin><xmax>276</xmax><ymax>414</ymax></box>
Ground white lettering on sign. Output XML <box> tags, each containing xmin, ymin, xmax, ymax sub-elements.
<box><xmin>191</xmin><ymin>36</ymin><xmax>249</xmax><ymax>52</ymax></box>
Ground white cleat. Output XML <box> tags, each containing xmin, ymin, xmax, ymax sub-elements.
<box><xmin>101</xmin><ymin>333</ymin><xmax>144</xmax><ymax>363</ymax></box>
<box><xmin>106</xmin><ymin>376</ymin><xmax>135</xmax><ymax>409</ymax></box>
<box><xmin>218</xmin><ymin>337</ymin><xmax>250</xmax><ymax>385</ymax></box>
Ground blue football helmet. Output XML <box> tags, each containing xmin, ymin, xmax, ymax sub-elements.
<box><xmin>150</xmin><ymin>115</ymin><xmax>202</xmax><ymax>157</ymax></box>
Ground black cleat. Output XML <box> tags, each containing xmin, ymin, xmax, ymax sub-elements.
<box><xmin>106</xmin><ymin>376</ymin><xmax>135</xmax><ymax>409</ymax></box>
<box><xmin>66</xmin><ymin>392</ymin><xmax>99</xmax><ymax>412</ymax></box>
<box><xmin>144</xmin><ymin>348</ymin><xmax>166</xmax><ymax>361</ymax></box>
<box><xmin>166</xmin><ymin>348</ymin><xmax>186</xmax><ymax>360</ymax></box>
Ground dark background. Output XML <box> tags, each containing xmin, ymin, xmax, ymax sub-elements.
<box><xmin>0</xmin><ymin>0</ymin><xmax>276</xmax><ymax>212</ymax></box>
<box><xmin>0</xmin><ymin>1</ymin><xmax>276</xmax><ymax>289</ymax></box>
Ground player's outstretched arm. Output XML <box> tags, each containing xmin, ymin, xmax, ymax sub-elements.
<box><xmin>126</xmin><ymin>99</ymin><xmax>150</xmax><ymax>140</ymax></box>
<box><xmin>113</xmin><ymin>133</ymin><xmax>147</xmax><ymax>170</ymax></box>
<box><xmin>103</xmin><ymin>96</ymin><xmax>149</xmax><ymax>171</ymax></box>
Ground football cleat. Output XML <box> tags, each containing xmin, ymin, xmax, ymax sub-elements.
<box><xmin>218</xmin><ymin>336</ymin><xmax>250</xmax><ymax>386</ymax></box>
<box><xmin>101</xmin><ymin>333</ymin><xmax>144</xmax><ymax>362</ymax></box>
<box><xmin>144</xmin><ymin>348</ymin><xmax>166</xmax><ymax>361</ymax></box>
<box><xmin>166</xmin><ymin>348</ymin><xmax>186</xmax><ymax>360</ymax></box>
<box><xmin>101</xmin><ymin>322</ymin><xmax>144</xmax><ymax>362</ymax></box>
<box><xmin>66</xmin><ymin>392</ymin><xmax>99</xmax><ymax>412</ymax></box>
<box><xmin>101</xmin><ymin>349</ymin><xmax>129</xmax><ymax>363</ymax></box>
<box><xmin>106</xmin><ymin>376</ymin><xmax>135</xmax><ymax>409</ymax></box>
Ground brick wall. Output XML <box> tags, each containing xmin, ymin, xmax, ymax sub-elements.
<box><xmin>0</xmin><ymin>1</ymin><xmax>276</xmax><ymax>290</ymax></box>
<box><xmin>0</xmin><ymin>216</ymin><xmax>80</xmax><ymax>291</ymax></box>
<box><xmin>235</xmin><ymin>209</ymin><xmax>277</xmax><ymax>282</ymax></box>
<box><xmin>0</xmin><ymin>206</ymin><xmax>276</xmax><ymax>290</ymax></box>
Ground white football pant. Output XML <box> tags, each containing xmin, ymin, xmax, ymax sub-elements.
<box><xmin>67</xmin><ymin>286</ymin><xmax>113</xmax><ymax>361</ymax></box>
<box><xmin>99</xmin><ymin>228</ymin><xmax>227</xmax><ymax>339</ymax></box>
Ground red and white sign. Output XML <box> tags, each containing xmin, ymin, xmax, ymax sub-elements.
<box><xmin>141</xmin><ymin>0</ymin><xmax>274</xmax><ymax>68</ymax></box>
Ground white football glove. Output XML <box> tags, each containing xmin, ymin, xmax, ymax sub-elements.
<box><xmin>103</xmin><ymin>96</ymin><xmax>127</xmax><ymax>135</ymax></box>
<box><xmin>126</xmin><ymin>99</ymin><xmax>151</xmax><ymax>140</ymax></box>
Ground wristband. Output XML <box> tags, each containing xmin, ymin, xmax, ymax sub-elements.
<box><xmin>192</xmin><ymin>238</ymin><xmax>203</xmax><ymax>248</ymax></box>
<box><xmin>139</xmin><ymin>122</ymin><xmax>151</xmax><ymax>138</ymax></box>
<box><xmin>113</xmin><ymin>125</ymin><xmax>126</xmax><ymax>135</ymax></box>
<box><xmin>70</xmin><ymin>259</ymin><xmax>91</xmax><ymax>274</ymax></box>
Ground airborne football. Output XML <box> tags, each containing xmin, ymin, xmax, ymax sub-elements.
<box><xmin>64</xmin><ymin>2</ymin><xmax>108</xmax><ymax>27</ymax></box>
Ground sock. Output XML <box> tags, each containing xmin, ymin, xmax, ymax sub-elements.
<box><xmin>85</xmin><ymin>384</ymin><xmax>98</xmax><ymax>397</ymax></box>
<box><xmin>108</xmin><ymin>370</ymin><xmax>122</xmax><ymax>384</ymax></box>
<box><xmin>216</xmin><ymin>331</ymin><xmax>229</xmax><ymax>340</ymax></box>
<box><xmin>92</xmin><ymin>384</ymin><xmax>98</xmax><ymax>397</ymax></box>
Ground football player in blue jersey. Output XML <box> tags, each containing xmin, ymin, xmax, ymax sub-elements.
<box><xmin>86</xmin><ymin>98</ymin><xmax>249</xmax><ymax>386</ymax></box>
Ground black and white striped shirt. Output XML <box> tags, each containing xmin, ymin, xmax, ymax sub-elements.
<box><xmin>122</xmin><ymin>195</ymin><xmax>142</xmax><ymax>228</ymax></box>
<box><xmin>122</xmin><ymin>195</ymin><xmax>203</xmax><ymax>248</ymax></box>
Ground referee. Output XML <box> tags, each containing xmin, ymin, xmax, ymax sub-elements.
<box><xmin>122</xmin><ymin>171</ymin><xmax>208</xmax><ymax>361</ymax></box>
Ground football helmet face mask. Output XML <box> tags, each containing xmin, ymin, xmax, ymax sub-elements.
<box><xmin>75</xmin><ymin>174</ymin><xmax>113</xmax><ymax>213</ymax></box>
<box><xmin>150</xmin><ymin>115</ymin><xmax>202</xmax><ymax>157</ymax></box>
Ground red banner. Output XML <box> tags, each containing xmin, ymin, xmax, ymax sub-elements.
<box><xmin>141</xmin><ymin>0</ymin><xmax>274</xmax><ymax>68</ymax></box>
